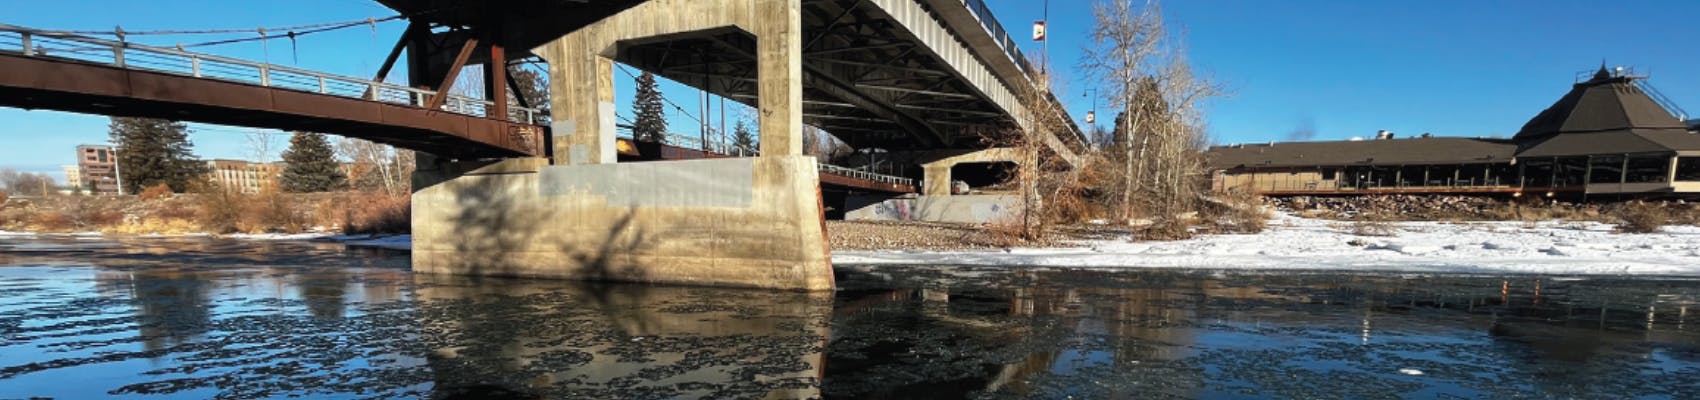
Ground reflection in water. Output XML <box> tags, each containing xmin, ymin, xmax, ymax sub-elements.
<box><xmin>412</xmin><ymin>274</ymin><xmax>830</xmax><ymax>399</ymax></box>
<box><xmin>0</xmin><ymin>237</ymin><xmax>1698</xmax><ymax>398</ymax></box>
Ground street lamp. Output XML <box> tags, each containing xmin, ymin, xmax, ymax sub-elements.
<box><xmin>1083</xmin><ymin>88</ymin><xmax>1098</xmax><ymax>125</ymax></box>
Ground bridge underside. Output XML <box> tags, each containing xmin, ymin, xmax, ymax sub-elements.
<box><xmin>0</xmin><ymin>54</ymin><xmax>539</xmax><ymax>158</ymax></box>
<box><xmin>617</xmin><ymin>0</ymin><xmax>1008</xmax><ymax>151</ymax></box>
<box><xmin>403</xmin><ymin>0</ymin><xmax>1071</xmax><ymax>290</ymax></box>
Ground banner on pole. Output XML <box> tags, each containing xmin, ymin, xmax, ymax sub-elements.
<box><xmin>1033</xmin><ymin>21</ymin><xmax>1046</xmax><ymax>42</ymax></box>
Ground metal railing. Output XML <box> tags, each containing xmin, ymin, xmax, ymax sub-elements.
<box><xmin>0</xmin><ymin>23</ymin><xmax>547</xmax><ymax>125</ymax></box>
<box><xmin>616</xmin><ymin>129</ymin><xmax>760</xmax><ymax>156</ymax></box>
<box><xmin>960</xmin><ymin>0</ymin><xmax>1036</xmax><ymax>78</ymax></box>
<box><xmin>617</xmin><ymin>128</ymin><xmax>914</xmax><ymax>187</ymax></box>
<box><xmin>819</xmin><ymin>163</ymin><xmax>915</xmax><ymax>187</ymax></box>
<box><xmin>950</xmin><ymin>1</ymin><xmax>1090</xmax><ymax>149</ymax></box>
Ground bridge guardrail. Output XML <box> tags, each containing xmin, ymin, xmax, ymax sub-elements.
<box><xmin>949</xmin><ymin>1</ymin><xmax>1090</xmax><ymax>151</ymax></box>
<box><xmin>0</xmin><ymin>24</ymin><xmax>547</xmax><ymax>126</ymax></box>
<box><xmin>818</xmin><ymin>163</ymin><xmax>915</xmax><ymax>187</ymax></box>
<box><xmin>960</xmin><ymin>0</ymin><xmax>1036</xmax><ymax>79</ymax></box>
<box><xmin>617</xmin><ymin>130</ymin><xmax>913</xmax><ymax>188</ymax></box>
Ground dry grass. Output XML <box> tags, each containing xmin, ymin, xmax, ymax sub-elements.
<box><xmin>31</xmin><ymin>196</ymin><xmax>125</xmax><ymax>231</ymax></box>
<box><xmin>251</xmin><ymin>190</ymin><xmax>308</xmax><ymax>233</ymax></box>
<box><xmin>138</xmin><ymin>183</ymin><xmax>173</xmax><ymax>201</ymax></box>
<box><xmin>1201</xmin><ymin>189</ymin><xmax>1269</xmax><ymax>234</ymax></box>
<box><xmin>342</xmin><ymin>192</ymin><xmax>411</xmax><ymax>235</ymax></box>
<box><xmin>1349</xmin><ymin>212</ymin><xmax>1399</xmax><ymax>237</ymax></box>
<box><xmin>0</xmin><ymin>189</ymin><xmax>409</xmax><ymax>235</ymax></box>
<box><xmin>192</xmin><ymin>184</ymin><xmax>247</xmax><ymax>234</ymax></box>
<box><xmin>1612</xmin><ymin>202</ymin><xmax>1670</xmax><ymax>234</ymax></box>
<box><xmin>1138</xmin><ymin>219</ymin><xmax>1195</xmax><ymax>241</ymax></box>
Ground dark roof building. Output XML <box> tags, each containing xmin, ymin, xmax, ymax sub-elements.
<box><xmin>1210</xmin><ymin>137</ymin><xmax>1516</xmax><ymax>170</ymax></box>
<box><xmin>1514</xmin><ymin>67</ymin><xmax>1694</xmax><ymax>157</ymax></box>
<box><xmin>1208</xmin><ymin>66</ymin><xmax>1700</xmax><ymax>198</ymax></box>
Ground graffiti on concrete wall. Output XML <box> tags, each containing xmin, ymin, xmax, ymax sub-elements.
<box><xmin>870</xmin><ymin>199</ymin><xmax>915</xmax><ymax>221</ymax></box>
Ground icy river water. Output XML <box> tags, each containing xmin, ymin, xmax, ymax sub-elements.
<box><xmin>0</xmin><ymin>237</ymin><xmax>1697</xmax><ymax>399</ymax></box>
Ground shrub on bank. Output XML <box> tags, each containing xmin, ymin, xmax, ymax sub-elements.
<box><xmin>1201</xmin><ymin>189</ymin><xmax>1269</xmax><ymax>234</ymax></box>
<box><xmin>342</xmin><ymin>192</ymin><xmax>410</xmax><ymax>234</ymax></box>
<box><xmin>138</xmin><ymin>183</ymin><xmax>174</xmax><ymax>201</ymax></box>
<box><xmin>1613</xmin><ymin>202</ymin><xmax>1669</xmax><ymax>234</ymax></box>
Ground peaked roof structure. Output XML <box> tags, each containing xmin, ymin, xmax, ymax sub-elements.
<box><xmin>1513</xmin><ymin>66</ymin><xmax>1688</xmax><ymax>141</ymax></box>
<box><xmin>1511</xmin><ymin>66</ymin><xmax>1700</xmax><ymax>157</ymax></box>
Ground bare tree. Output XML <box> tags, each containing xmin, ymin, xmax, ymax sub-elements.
<box><xmin>246</xmin><ymin>129</ymin><xmax>280</xmax><ymax>163</ymax></box>
<box><xmin>1082</xmin><ymin>0</ymin><xmax>1165</xmax><ymax>223</ymax></box>
<box><xmin>336</xmin><ymin>138</ymin><xmax>414</xmax><ymax>195</ymax></box>
<box><xmin>1081</xmin><ymin>0</ymin><xmax>1218</xmax><ymax>234</ymax></box>
<box><xmin>0</xmin><ymin>169</ymin><xmax>56</xmax><ymax>196</ymax></box>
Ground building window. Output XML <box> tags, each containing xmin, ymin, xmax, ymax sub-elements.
<box><xmin>1588</xmin><ymin>156</ymin><xmax>1624</xmax><ymax>184</ymax></box>
<box><xmin>1625</xmin><ymin>156</ymin><xmax>1670</xmax><ymax>183</ymax></box>
<box><xmin>1677</xmin><ymin>157</ymin><xmax>1700</xmax><ymax>181</ymax></box>
<box><xmin>1523</xmin><ymin>158</ymin><xmax>1554</xmax><ymax>187</ymax></box>
<box><xmin>1321</xmin><ymin>169</ymin><xmax>1337</xmax><ymax>180</ymax></box>
<box><xmin>1554</xmin><ymin>157</ymin><xmax>1588</xmax><ymax>186</ymax></box>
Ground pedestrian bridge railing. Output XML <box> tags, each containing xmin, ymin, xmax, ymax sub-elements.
<box><xmin>0</xmin><ymin>24</ymin><xmax>547</xmax><ymax>125</ymax></box>
<box><xmin>618</xmin><ymin>130</ymin><xmax>914</xmax><ymax>188</ymax></box>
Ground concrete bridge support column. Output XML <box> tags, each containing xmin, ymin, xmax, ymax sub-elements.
<box><xmin>410</xmin><ymin>0</ymin><xmax>832</xmax><ymax>290</ymax></box>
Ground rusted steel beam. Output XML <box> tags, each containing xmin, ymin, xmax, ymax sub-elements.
<box><xmin>486</xmin><ymin>43</ymin><xmax>509</xmax><ymax>119</ymax></box>
<box><xmin>0</xmin><ymin>53</ymin><xmax>538</xmax><ymax>158</ymax></box>
<box><xmin>505</xmin><ymin>65</ymin><xmax>530</xmax><ymax>108</ymax></box>
<box><xmin>373</xmin><ymin>21</ymin><xmax>422</xmax><ymax>86</ymax></box>
<box><xmin>425</xmin><ymin>38</ymin><xmax>480</xmax><ymax>110</ymax></box>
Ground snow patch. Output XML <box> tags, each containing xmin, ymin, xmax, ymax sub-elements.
<box><xmin>832</xmin><ymin>213</ymin><xmax>1700</xmax><ymax>276</ymax></box>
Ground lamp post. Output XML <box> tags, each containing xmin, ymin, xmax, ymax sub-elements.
<box><xmin>110</xmin><ymin>146</ymin><xmax>123</xmax><ymax>196</ymax></box>
<box><xmin>1083</xmin><ymin>88</ymin><xmax>1098</xmax><ymax>125</ymax></box>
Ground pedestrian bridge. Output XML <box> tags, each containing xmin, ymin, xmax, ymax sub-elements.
<box><xmin>0</xmin><ymin>23</ymin><xmax>914</xmax><ymax>193</ymax></box>
<box><xmin>0</xmin><ymin>24</ymin><xmax>548</xmax><ymax>159</ymax></box>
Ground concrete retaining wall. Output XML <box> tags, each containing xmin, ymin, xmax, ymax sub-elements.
<box><xmin>846</xmin><ymin>194</ymin><xmax>1021</xmax><ymax>224</ymax></box>
<box><xmin>412</xmin><ymin>155</ymin><xmax>832</xmax><ymax>291</ymax></box>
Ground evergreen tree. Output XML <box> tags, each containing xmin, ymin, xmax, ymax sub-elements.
<box><xmin>731</xmin><ymin>119</ymin><xmax>756</xmax><ymax>154</ymax></box>
<box><xmin>510</xmin><ymin>67</ymin><xmax>550</xmax><ymax>115</ymax></box>
<box><xmin>279</xmin><ymin>132</ymin><xmax>347</xmax><ymax>193</ymax></box>
<box><xmin>631</xmin><ymin>71</ymin><xmax>669</xmax><ymax>143</ymax></box>
<box><xmin>108</xmin><ymin>117</ymin><xmax>207</xmax><ymax>193</ymax></box>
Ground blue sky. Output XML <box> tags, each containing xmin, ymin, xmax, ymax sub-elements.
<box><xmin>2</xmin><ymin>0</ymin><xmax>1696</xmax><ymax>183</ymax></box>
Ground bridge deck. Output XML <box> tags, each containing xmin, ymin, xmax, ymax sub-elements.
<box><xmin>0</xmin><ymin>25</ymin><xmax>545</xmax><ymax>158</ymax></box>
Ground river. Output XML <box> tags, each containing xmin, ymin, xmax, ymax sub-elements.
<box><xmin>0</xmin><ymin>236</ymin><xmax>1696</xmax><ymax>399</ymax></box>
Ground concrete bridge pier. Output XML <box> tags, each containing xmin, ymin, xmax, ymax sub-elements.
<box><xmin>410</xmin><ymin>0</ymin><xmax>833</xmax><ymax>291</ymax></box>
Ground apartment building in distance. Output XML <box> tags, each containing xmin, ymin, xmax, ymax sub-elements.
<box><xmin>74</xmin><ymin>144</ymin><xmax>119</xmax><ymax>195</ymax></box>
<box><xmin>204</xmin><ymin>159</ymin><xmax>284</xmax><ymax>193</ymax></box>
<box><xmin>61</xmin><ymin>166</ymin><xmax>80</xmax><ymax>190</ymax></box>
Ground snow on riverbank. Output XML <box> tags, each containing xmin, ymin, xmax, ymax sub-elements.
<box><xmin>833</xmin><ymin>213</ymin><xmax>1700</xmax><ymax>276</ymax></box>
<box><xmin>337</xmin><ymin>235</ymin><xmax>412</xmax><ymax>250</ymax></box>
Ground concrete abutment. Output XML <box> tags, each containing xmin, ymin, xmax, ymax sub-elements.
<box><xmin>411</xmin><ymin>0</ymin><xmax>832</xmax><ymax>291</ymax></box>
